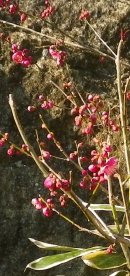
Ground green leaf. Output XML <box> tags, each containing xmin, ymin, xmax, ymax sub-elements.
<box><xmin>88</xmin><ymin>203</ymin><xmax>125</xmax><ymax>212</ymax></box>
<box><xmin>82</xmin><ymin>250</ymin><xmax>126</xmax><ymax>270</ymax></box>
<box><xmin>109</xmin><ymin>270</ymin><xmax>129</xmax><ymax>276</ymax></box>
<box><xmin>26</xmin><ymin>246</ymin><xmax>105</xmax><ymax>271</ymax></box>
<box><xmin>108</xmin><ymin>225</ymin><xmax>129</xmax><ymax>236</ymax></box>
<box><xmin>91</xmin><ymin>225</ymin><xmax>129</xmax><ymax>237</ymax></box>
<box><xmin>29</xmin><ymin>238</ymin><xmax>83</xmax><ymax>251</ymax></box>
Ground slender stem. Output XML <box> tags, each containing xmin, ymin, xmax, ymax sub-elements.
<box><xmin>0</xmin><ymin>19</ymin><xmax>115</xmax><ymax>61</ymax></box>
<box><xmin>120</xmin><ymin>242</ymin><xmax>130</xmax><ymax>271</ymax></box>
<box><xmin>116</xmin><ymin>41</ymin><xmax>130</xmax><ymax>234</ymax></box>
<box><xmin>87</xmin><ymin>183</ymin><xmax>100</xmax><ymax>207</ymax></box>
<box><xmin>107</xmin><ymin>177</ymin><xmax>120</xmax><ymax>232</ymax></box>
<box><xmin>39</xmin><ymin>114</ymin><xmax>81</xmax><ymax>171</ymax></box>
<box><xmin>86</xmin><ymin>20</ymin><xmax>116</xmax><ymax>57</ymax></box>
<box><xmin>51</xmin><ymin>155</ymin><xmax>68</xmax><ymax>161</ymax></box>
<box><xmin>9</xmin><ymin>94</ymin><xmax>49</xmax><ymax>177</ymax></box>
<box><xmin>2</xmin><ymin>18</ymin><xmax>130</xmax><ymax>69</ymax></box>
<box><xmin>40</xmin><ymin>193</ymin><xmax>95</xmax><ymax>235</ymax></box>
<box><xmin>115</xmin><ymin>40</ymin><xmax>130</xmax><ymax>268</ymax></box>
<box><xmin>67</xmin><ymin>190</ymin><xmax>116</xmax><ymax>243</ymax></box>
<box><xmin>116</xmin><ymin>40</ymin><xmax>130</xmax><ymax>175</ymax></box>
<box><xmin>117</xmin><ymin>174</ymin><xmax>130</xmax><ymax>235</ymax></box>
<box><xmin>68</xmin><ymin>190</ymin><xmax>130</xmax><ymax>256</ymax></box>
<box><xmin>123</xmin><ymin>175</ymin><xmax>130</xmax><ymax>188</ymax></box>
<box><xmin>100</xmin><ymin>185</ymin><xmax>123</xmax><ymax>206</ymax></box>
<box><xmin>123</xmin><ymin>76</ymin><xmax>130</xmax><ymax>127</ymax></box>
<box><xmin>50</xmin><ymin>80</ymin><xmax>76</xmax><ymax>105</ymax></box>
<box><xmin>53</xmin><ymin>209</ymin><xmax>101</xmax><ymax>237</ymax></box>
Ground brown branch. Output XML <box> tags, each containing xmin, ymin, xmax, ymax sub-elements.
<box><xmin>9</xmin><ymin>94</ymin><xmax>49</xmax><ymax>177</ymax></box>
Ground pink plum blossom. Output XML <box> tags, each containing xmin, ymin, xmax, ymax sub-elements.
<box><xmin>100</xmin><ymin>157</ymin><xmax>117</xmax><ymax>176</ymax></box>
<box><xmin>43</xmin><ymin>175</ymin><xmax>56</xmax><ymax>190</ymax></box>
<box><xmin>11</xmin><ymin>47</ymin><xmax>32</xmax><ymax>67</ymax></box>
<box><xmin>42</xmin><ymin>207</ymin><xmax>52</xmax><ymax>217</ymax></box>
<box><xmin>31</xmin><ymin>198</ymin><xmax>45</xmax><ymax>210</ymax></box>
<box><xmin>49</xmin><ymin>46</ymin><xmax>66</xmax><ymax>66</ymax></box>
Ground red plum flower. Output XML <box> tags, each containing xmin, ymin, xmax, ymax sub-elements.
<box><xmin>49</xmin><ymin>46</ymin><xmax>66</xmax><ymax>66</ymax></box>
<box><xmin>32</xmin><ymin>198</ymin><xmax>45</xmax><ymax>210</ymax></box>
<box><xmin>19</xmin><ymin>12</ymin><xmax>27</xmax><ymax>23</ymax></box>
<box><xmin>43</xmin><ymin>174</ymin><xmax>56</xmax><ymax>190</ymax></box>
<box><xmin>79</xmin><ymin>10</ymin><xmax>90</xmax><ymax>20</ymax></box>
<box><xmin>41</xmin><ymin>5</ymin><xmax>54</xmax><ymax>19</ymax></box>
<box><xmin>88</xmin><ymin>164</ymin><xmax>99</xmax><ymax>173</ymax></box>
<box><xmin>42</xmin><ymin>207</ymin><xmax>52</xmax><ymax>217</ymax></box>
<box><xmin>100</xmin><ymin>157</ymin><xmax>117</xmax><ymax>176</ymax></box>
<box><xmin>11</xmin><ymin>46</ymin><xmax>32</xmax><ymax>67</ymax></box>
<box><xmin>9</xmin><ymin>3</ymin><xmax>18</xmax><ymax>14</ymax></box>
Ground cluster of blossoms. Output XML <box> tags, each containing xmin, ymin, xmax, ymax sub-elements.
<box><xmin>79</xmin><ymin>142</ymin><xmax>117</xmax><ymax>190</ymax></box>
<box><xmin>0</xmin><ymin>132</ymin><xmax>17</xmax><ymax>156</ymax></box>
<box><xmin>79</xmin><ymin>10</ymin><xmax>90</xmax><ymax>20</ymax></box>
<box><xmin>0</xmin><ymin>133</ymin><xmax>17</xmax><ymax>156</ymax></box>
<box><xmin>0</xmin><ymin>136</ymin><xmax>29</xmax><ymax>156</ymax></box>
<box><xmin>0</xmin><ymin>1</ymin><xmax>27</xmax><ymax>23</ymax></box>
<box><xmin>31</xmin><ymin>140</ymin><xmax>117</xmax><ymax>216</ymax></box>
<box><xmin>11</xmin><ymin>44</ymin><xmax>32</xmax><ymax>67</ymax></box>
<box><xmin>32</xmin><ymin>197</ymin><xmax>53</xmax><ymax>217</ymax></box>
<box><xmin>49</xmin><ymin>45</ymin><xmax>66</xmax><ymax>66</ymax></box>
<box><xmin>0</xmin><ymin>0</ymin><xmax>14</xmax><ymax>9</ymax></box>
<box><xmin>101</xmin><ymin>111</ymin><xmax>119</xmax><ymax>132</ymax></box>
<box><xmin>7</xmin><ymin>144</ymin><xmax>29</xmax><ymax>156</ymax></box>
<box><xmin>71</xmin><ymin>94</ymin><xmax>119</xmax><ymax>135</ymax></box>
<box><xmin>32</xmin><ymin>175</ymin><xmax>69</xmax><ymax>217</ymax></box>
<box><xmin>0</xmin><ymin>132</ymin><xmax>9</xmax><ymax>147</ymax></box>
<box><xmin>41</xmin><ymin>1</ymin><xmax>54</xmax><ymax>19</ymax></box>
<box><xmin>44</xmin><ymin>174</ymin><xmax>70</xmax><ymax>191</ymax></box>
<box><xmin>0</xmin><ymin>133</ymin><xmax>29</xmax><ymax>156</ymax></box>
<box><xmin>0</xmin><ymin>0</ymin><xmax>55</xmax><ymax>22</ymax></box>
<box><xmin>27</xmin><ymin>94</ymin><xmax>54</xmax><ymax>112</ymax></box>
<box><xmin>27</xmin><ymin>91</ymin><xmax>119</xmax><ymax>214</ymax></box>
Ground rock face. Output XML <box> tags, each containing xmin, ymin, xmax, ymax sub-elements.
<box><xmin>0</xmin><ymin>0</ymin><xmax>130</xmax><ymax>275</ymax></box>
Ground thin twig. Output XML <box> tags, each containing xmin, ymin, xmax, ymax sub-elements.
<box><xmin>116</xmin><ymin>40</ymin><xmax>130</xmax><ymax>175</ymax></box>
<box><xmin>50</xmin><ymin>80</ymin><xmax>76</xmax><ymax>105</ymax></box>
<box><xmin>68</xmin><ymin>190</ymin><xmax>116</xmax><ymax>243</ymax></box>
<box><xmin>85</xmin><ymin>20</ymin><xmax>116</xmax><ymax>57</ymax></box>
<box><xmin>100</xmin><ymin>185</ymin><xmax>123</xmax><ymax>206</ymax></box>
<box><xmin>39</xmin><ymin>114</ymin><xmax>81</xmax><ymax>171</ymax></box>
<box><xmin>116</xmin><ymin>41</ymin><xmax>130</xmax><ymax>235</ymax></box>
<box><xmin>9</xmin><ymin>94</ymin><xmax>49</xmax><ymax>177</ymax></box>
<box><xmin>53</xmin><ymin>208</ymin><xmax>101</xmax><ymax>237</ymax></box>
<box><xmin>117</xmin><ymin>174</ymin><xmax>130</xmax><ymax>235</ymax></box>
<box><xmin>1</xmin><ymin>18</ymin><xmax>130</xmax><ymax>69</ymax></box>
<box><xmin>115</xmin><ymin>40</ymin><xmax>130</xmax><ymax>268</ymax></box>
<box><xmin>107</xmin><ymin>177</ymin><xmax>120</xmax><ymax>232</ymax></box>
<box><xmin>0</xmin><ymin>19</ymin><xmax>115</xmax><ymax>60</ymax></box>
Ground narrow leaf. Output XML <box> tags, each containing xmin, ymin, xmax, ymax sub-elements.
<box><xmin>84</xmin><ymin>203</ymin><xmax>125</xmax><ymax>212</ymax></box>
<box><xmin>91</xmin><ymin>225</ymin><xmax>130</xmax><ymax>237</ymax></box>
<box><xmin>82</xmin><ymin>250</ymin><xmax>126</xmax><ymax>270</ymax></box>
<box><xmin>29</xmin><ymin>238</ymin><xmax>83</xmax><ymax>251</ymax></box>
<box><xmin>26</xmin><ymin>246</ymin><xmax>105</xmax><ymax>271</ymax></box>
<box><xmin>109</xmin><ymin>270</ymin><xmax>129</xmax><ymax>276</ymax></box>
